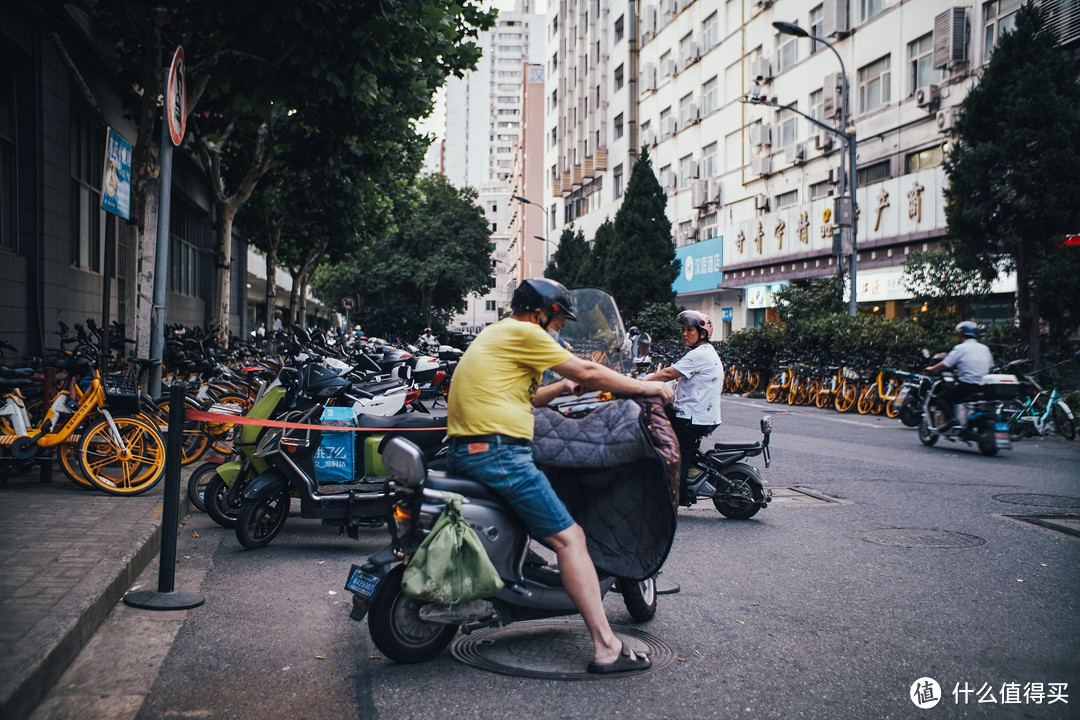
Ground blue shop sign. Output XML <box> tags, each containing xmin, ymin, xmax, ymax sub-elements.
<box><xmin>673</xmin><ymin>235</ymin><xmax>724</xmax><ymax>294</ymax></box>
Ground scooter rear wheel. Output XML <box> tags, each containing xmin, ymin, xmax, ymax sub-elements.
<box><xmin>712</xmin><ymin>468</ymin><xmax>764</xmax><ymax>520</ymax></box>
<box><xmin>236</xmin><ymin>490</ymin><xmax>291</xmax><ymax>549</ymax></box>
<box><xmin>368</xmin><ymin>565</ymin><xmax>459</xmax><ymax>663</ymax></box>
<box><xmin>204</xmin><ymin>475</ymin><xmax>239</xmax><ymax>529</ymax></box>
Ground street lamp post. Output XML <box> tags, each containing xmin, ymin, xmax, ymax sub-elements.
<box><xmin>772</xmin><ymin>21</ymin><xmax>858</xmax><ymax>316</ymax></box>
<box><xmin>511</xmin><ymin>194</ymin><xmax>549</xmax><ymax>275</ymax></box>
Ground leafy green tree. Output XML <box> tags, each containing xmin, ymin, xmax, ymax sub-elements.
<box><xmin>774</xmin><ymin>275</ymin><xmax>846</xmax><ymax>328</ymax></box>
<box><xmin>943</xmin><ymin>2</ymin><xmax>1080</xmax><ymax>360</ymax></box>
<box><xmin>545</xmin><ymin>226</ymin><xmax>590</xmax><ymax>287</ymax></box>
<box><xmin>583</xmin><ymin>218</ymin><xmax>617</xmax><ymax>289</ymax></box>
<box><xmin>606</xmin><ymin>148</ymin><xmax>680</xmax><ymax>320</ymax></box>
<box><xmin>311</xmin><ymin>175</ymin><xmax>493</xmax><ymax>337</ymax></box>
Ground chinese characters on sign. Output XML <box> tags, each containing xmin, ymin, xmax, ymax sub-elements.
<box><xmin>101</xmin><ymin>128</ymin><xmax>132</xmax><ymax>220</ymax></box>
<box><xmin>911</xmin><ymin>678</ymin><xmax>1068</xmax><ymax>708</ymax></box>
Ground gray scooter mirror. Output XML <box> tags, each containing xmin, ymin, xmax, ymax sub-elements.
<box><xmin>760</xmin><ymin>415</ymin><xmax>773</xmax><ymax>434</ymax></box>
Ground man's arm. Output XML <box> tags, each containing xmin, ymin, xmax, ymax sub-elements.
<box><xmin>551</xmin><ymin>356</ymin><xmax>674</xmax><ymax>404</ymax></box>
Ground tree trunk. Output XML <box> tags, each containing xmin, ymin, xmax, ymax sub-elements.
<box><xmin>264</xmin><ymin>227</ymin><xmax>281</xmax><ymax>331</ymax></box>
<box><xmin>289</xmin><ymin>269</ymin><xmax>301</xmax><ymax>327</ymax></box>
<box><xmin>133</xmin><ymin>186</ymin><xmax>158</xmax><ymax>359</ymax></box>
<box><xmin>211</xmin><ymin>202</ymin><xmax>240</xmax><ymax>342</ymax></box>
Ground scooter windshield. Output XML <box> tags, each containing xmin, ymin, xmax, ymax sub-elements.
<box><xmin>559</xmin><ymin>287</ymin><xmax>628</xmax><ymax>372</ymax></box>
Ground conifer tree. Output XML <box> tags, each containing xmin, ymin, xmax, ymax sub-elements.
<box><xmin>605</xmin><ymin>148</ymin><xmax>680</xmax><ymax>320</ymax></box>
<box><xmin>944</xmin><ymin>2</ymin><xmax>1080</xmax><ymax>358</ymax></box>
<box><xmin>545</xmin><ymin>226</ymin><xmax>590</xmax><ymax>287</ymax></box>
<box><xmin>583</xmin><ymin>218</ymin><xmax>617</xmax><ymax>288</ymax></box>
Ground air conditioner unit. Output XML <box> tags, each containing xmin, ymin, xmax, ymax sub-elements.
<box><xmin>755</xmin><ymin>193</ymin><xmax>770</xmax><ymax>210</ymax></box>
<box><xmin>751</xmin><ymin>56</ymin><xmax>773</xmax><ymax>82</ymax></box>
<box><xmin>691</xmin><ymin>179</ymin><xmax>708</xmax><ymax>207</ymax></box>
<box><xmin>708</xmin><ymin>178</ymin><xmax>723</xmax><ymax>207</ymax></box>
<box><xmin>749</xmin><ymin>124</ymin><xmax>772</xmax><ymax>148</ymax></box>
<box><xmin>641</xmin><ymin>5</ymin><xmax>656</xmax><ymax>36</ymax></box>
<box><xmin>662</xmin><ymin>58</ymin><xmax>677</xmax><ymax>78</ymax></box>
<box><xmin>662</xmin><ymin>0</ymin><xmax>677</xmax><ymax>17</ymax></box>
<box><xmin>642</xmin><ymin>128</ymin><xmax>657</xmax><ymax>146</ymax></box>
<box><xmin>680</xmin><ymin>102</ymin><xmax>699</xmax><ymax>126</ymax></box>
<box><xmin>663</xmin><ymin>115</ymin><xmax>678</xmax><ymax>137</ymax></box>
<box><xmin>785</xmin><ymin>143</ymin><xmax>806</xmax><ymax>165</ymax></box>
<box><xmin>687</xmin><ymin>159</ymin><xmax>699</xmax><ymax>178</ymax></box>
<box><xmin>643</xmin><ymin>63</ymin><xmax>657</xmax><ymax>91</ymax></box>
<box><xmin>823</xmin><ymin>72</ymin><xmax>843</xmax><ymax>119</ymax></box>
<box><xmin>822</xmin><ymin>0</ymin><xmax>850</xmax><ymax>37</ymax></box>
<box><xmin>751</xmin><ymin>157</ymin><xmax>772</xmax><ymax>177</ymax></box>
<box><xmin>933</xmin><ymin>7</ymin><xmax>968</xmax><ymax>69</ymax></box>
<box><xmin>682</xmin><ymin>42</ymin><xmax>700</xmax><ymax>69</ymax></box>
<box><xmin>936</xmin><ymin>107</ymin><xmax>958</xmax><ymax>132</ymax></box>
<box><xmin>663</xmin><ymin>170</ymin><xmax>677</xmax><ymax>188</ymax></box>
<box><xmin>815</xmin><ymin>132</ymin><xmax>834</xmax><ymax>151</ymax></box>
<box><xmin>915</xmin><ymin>84</ymin><xmax>940</xmax><ymax>109</ymax></box>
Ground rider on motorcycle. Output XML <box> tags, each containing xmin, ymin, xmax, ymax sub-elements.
<box><xmin>446</xmin><ymin>278</ymin><xmax>672</xmax><ymax>674</ymax></box>
<box><xmin>644</xmin><ymin>310</ymin><xmax>724</xmax><ymax>505</ymax></box>
<box><xmin>417</xmin><ymin>328</ymin><xmax>440</xmax><ymax>354</ymax></box>
<box><xmin>924</xmin><ymin>321</ymin><xmax>994</xmax><ymax>428</ymax></box>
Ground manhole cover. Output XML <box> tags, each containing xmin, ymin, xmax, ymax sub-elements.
<box><xmin>769</xmin><ymin>487</ymin><xmax>841</xmax><ymax>506</ymax></box>
<box><xmin>1004</xmin><ymin>515</ymin><xmax>1080</xmax><ymax>539</ymax></box>
<box><xmin>451</xmin><ymin>619</ymin><xmax>673</xmax><ymax>680</ymax></box>
<box><xmin>993</xmin><ymin>494</ymin><xmax>1080</xmax><ymax>508</ymax></box>
<box><xmin>858</xmin><ymin>528</ymin><xmax>986</xmax><ymax>549</ymax></box>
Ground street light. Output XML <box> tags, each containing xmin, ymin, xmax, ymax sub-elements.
<box><xmin>772</xmin><ymin>21</ymin><xmax>859</xmax><ymax>316</ymax></box>
<box><xmin>511</xmin><ymin>194</ymin><xmax>550</xmax><ymax>274</ymax></box>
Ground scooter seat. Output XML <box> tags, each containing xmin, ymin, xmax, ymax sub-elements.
<box><xmin>424</xmin><ymin>470</ymin><xmax>506</xmax><ymax>505</ymax></box>
<box><xmin>354</xmin><ymin>413</ymin><xmax>448</xmax><ymax>430</ymax></box>
<box><xmin>710</xmin><ymin>441</ymin><xmax>761</xmax><ymax>452</ymax></box>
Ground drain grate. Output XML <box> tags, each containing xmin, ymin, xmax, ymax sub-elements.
<box><xmin>992</xmin><ymin>494</ymin><xmax>1080</xmax><ymax>508</ymax></box>
<box><xmin>768</xmin><ymin>487</ymin><xmax>842</xmax><ymax>506</ymax></box>
<box><xmin>451</xmin><ymin>619</ymin><xmax>673</xmax><ymax>680</ymax></box>
<box><xmin>858</xmin><ymin>528</ymin><xmax>986</xmax><ymax>549</ymax></box>
<box><xmin>1003</xmin><ymin>515</ymin><xmax>1080</xmax><ymax>539</ymax></box>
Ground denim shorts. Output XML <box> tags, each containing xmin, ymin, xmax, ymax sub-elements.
<box><xmin>446</xmin><ymin>442</ymin><xmax>575</xmax><ymax>540</ymax></box>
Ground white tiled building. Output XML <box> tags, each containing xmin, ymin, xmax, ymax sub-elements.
<box><xmin>542</xmin><ymin>0</ymin><xmax>1075</xmax><ymax>336</ymax></box>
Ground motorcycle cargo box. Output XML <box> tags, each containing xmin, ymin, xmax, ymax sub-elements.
<box><xmin>315</xmin><ymin>406</ymin><xmax>356</xmax><ymax>484</ymax></box>
<box><xmin>979</xmin><ymin>374</ymin><xmax>1020</xmax><ymax>400</ymax></box>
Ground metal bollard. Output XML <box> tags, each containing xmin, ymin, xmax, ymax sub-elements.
<box><xmin>123</xmin><ymin>383</ymin><xmax>205</xmax><ymax>610</ymax></box>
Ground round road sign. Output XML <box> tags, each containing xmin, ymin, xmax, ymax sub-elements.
<box><xmin>341</xmin><ymin>296</ymin><xmax>356</xmax><ymax>311</ymax></box>
<box><xmin>167</xmin><ymin>47</ymin><xmax>187</xmax><ymax>146</ymax></box>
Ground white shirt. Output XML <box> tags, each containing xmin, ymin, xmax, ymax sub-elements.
<box><xmin>943</xmin><ymin>338</ymin><xmax>994</xmax><ymax>383</ymax></box>
<box><xmin>672</xmin><ymin>343</ymin><xmax>724</xmax><ymax>425</ymax></box>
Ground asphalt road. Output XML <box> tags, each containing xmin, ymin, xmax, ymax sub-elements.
<box><xmin>30</xmin><ymin>397</ymin><xmax>1080</xmax><ymax>720</ymax></box>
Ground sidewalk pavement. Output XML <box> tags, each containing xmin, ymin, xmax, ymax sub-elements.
<box><xmin>0</xmin><ymin>462</ymin><xmax>195</xmax><ymax>720</ymax></box>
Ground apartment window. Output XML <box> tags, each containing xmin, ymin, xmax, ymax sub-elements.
<box><xmin>678</xmin><ymin>220</ymin><xmax>694</xmax><ymax>247</ymax></box>
<box><xmin>857</xmin><ymin>55</ymin><xmax>891</xmax><ymax>114</ymax></box>
<box><xmin>613</xmin><ymin>163</ymin><xmax>624</xmax><ymax>199</ymax></box>
<box><xmin>861</xmin><ymin>0</ymin><xmax>885</xmax><ymax>22</ymax></box>
<box><xmin>703</xmin><ymin>12</ymin><xmax>719</xmax><ymax>49</ymax></box>
<box><xmin>550</xmin><ymin>126</ymin><xmax>558</xmax><ymax>148</ymax></box>
<box><xmin>701</xmin><ymin>211</ymin><xmax>718</xmax><ymax>240</ymax></box>
<box><xmin>810</xmin><ymin>179</ymin><xmax>834</xmax><ymax>200</ymax></box>
<box><xmin>809</xmin><ymin>5</ymin><xmax>824</xmax><ymax>53</ymax></box>
<box><xmin>679</xmin><ymin>92</ymin><xmax>696</xmax><ymax>124</ymax></box>
<box><xmin>660</xmin><ymin>106</ymin><xmax>673</xmax><ymax>136</ymax></box>
<box><xmin>809</xmin><ymin>88</ymin><xmax>824</xmax><ymax>123</ymax></box>
<box><xmin>614</xmin><ymin>113</ymin><xmax>624</xmax><ymax>140</ymax></box>
<box><xmin>660</xmin><ymin>50</ymin><xmax>673</xmax><ymax>77</ymax></box>
<box><xmin>614</xmin><ymin>63</ymin><xmax>624</xmax><ymax>90</ymax></box>
<box><xmin>69</xmin><ymin>109</ymin><xmax>104</xmax><ymax>271</ymax></box>
<box><xmin>701</xmin><ymin>142</ymin><xmax>718</xmax><ymax>179</ymax></box>
<box><xmin>777</xmin><ymin>104</ymin><xmax>799</xmax><ymax>148</ymax></box>
<box><xmin>906</xmin><ymin>145</ymin><xmax>943</xmax><ymax>173</ymax></box>
<box><xmin>776</xmin><ymin>29</ymin><xmax>799</xmax><ymax>73</ymax></box>
<box><xmin>908</xmin><ymin>34</ymin><xmax>943</xmax><ymax>93</ymax></box>
<box><xmin>678</xmin><ymin>154</ymin><xmax>695</xmax><ymax>189</ymax></box>
<box><xmin>497</xmin><ymin>96</ymin><xmax>519</xmax><ymax>104</ymax></box>
<box><xmin>551</xmin><ymin>52</ymin><xmax>558</xmax><ymax>73</ymax></box>
<box><xmin>984</xmin><ymin>0</ymin><xmax>1022</xmax><ymax>61</ymax></box>
<box><xmin>0</xmin><ymin>59</ymin><xmax>15</xmax><ymax>252</ymax></box>
<box><xmin>551</xmin><ymin>89</ymin><xmax>558</xmax><ymax>111</ymax></box>
<box><xmin>660</xmin><ymin>164</ymin><xmax>672</xmax><ymax>190</ymax></box>
<box><xmin>702</xmin><ymin>76</ymin><xmax>718</xmax><ymax>115</ymax></box>
<box><xmin>168</xmin><ymin>198</ymin><xmax>202</xmax><ymax>296</ymax></box>
<box><xmin>775</xmin><ymin>189</ymin><xmax>798</xmax><ymax>209</ymax></box>
<box><xmin>615</xmin><ymin>15</ymin><xmax>624</xmax><ymax>43</ymax></box>
<box><xmin>680</xmin><ymin>32</ymin><xmax>696</xmax><ymax>65</ymax></box>
<box><xmin>857</xmin><ymin>160</ymin><xmax>891</xmax><ymax>185</ymax></box>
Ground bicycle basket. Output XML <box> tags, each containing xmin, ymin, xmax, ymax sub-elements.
<box><xmin>104</xmin><ymin>376</ymin><xmax>143</xmax><ymax>414</ymax></box>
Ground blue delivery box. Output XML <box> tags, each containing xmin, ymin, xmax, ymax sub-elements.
<box><xmin>315</xmin><ymin>406</ymin><xmax>356</xmax><ymax>484</ymax></box>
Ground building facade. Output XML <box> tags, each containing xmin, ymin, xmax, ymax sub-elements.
<box><xmin>543</xmin><ymin>0</ymin><xmax>1075</xmax><ymax>336</ymax></box>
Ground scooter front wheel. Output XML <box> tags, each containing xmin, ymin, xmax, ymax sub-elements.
<box><xmin>204</xmin><ymin>475</ymin><xmax>239</xmax><ymax>529</ymax></box>
<box><xmin>368</xmin><ymin>565</ymin><xmax>459</xmax><ymax>663</ymax></box>
<box><xmin>917</xmin><ymin>420</ymin><xmax>939</xmax><ymax>446</ymax></box>
<box><xmin>236</xmin><ymin>490</ymin><xmax>291</xmax><ymax>549</ymax></box>
<box><xmin>619</xmin><ymin>575</ymin><xmax>657</xmax><ymax>622</ymax></box>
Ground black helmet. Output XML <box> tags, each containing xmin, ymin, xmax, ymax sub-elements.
<box><xmin>677</xmin><ymin>310</ymin><xmax>714</xmax><ymax>342</ymax></box>
<box><xmin>628</xmin><ymin>326</ymin><xmax>640</xmax><ymax>337</ymax></box>
<box><xmin>511</xmin><ymin>279</ymin><xmax>577</xmax><ymax>327</ymax></box>
<box><xmin>955</xmin><ymin>321</ymin><xmax>979</xmax><ymax>339</ymax></box>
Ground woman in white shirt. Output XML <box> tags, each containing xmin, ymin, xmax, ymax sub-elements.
<box><xmin>646</xmin><ymin>311</ymin><xmax>724</xmax><ymax>505</ymax></box>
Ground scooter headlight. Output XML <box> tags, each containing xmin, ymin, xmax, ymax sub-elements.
<box><xmin>253</xmin><ymin>428</ymin><xmax>283</xmax><ymax>457</ymax></box>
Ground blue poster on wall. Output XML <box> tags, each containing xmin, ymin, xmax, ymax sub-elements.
<box><xmin>673</xmin><ymin>235</ymin><xmax>724</xmax><ymax>294</ymax></box>
<box><xmin>101</xmin><ymin>127</ymin><xmax>132</xmax><ymax>220</ymax></box>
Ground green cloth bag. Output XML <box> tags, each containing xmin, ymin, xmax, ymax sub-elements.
<box><xmin>401</xmin><ymin>492</ymin><xmax>505</xmax><ymax>606</ymax></box>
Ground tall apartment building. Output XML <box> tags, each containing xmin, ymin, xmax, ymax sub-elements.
<box><xmin>545</xmin><ymin>0</ymin><xmax>1075</xmax><ymax>337</ymax></box>
<box><xmin>445</xmin><ymin>1</ymin><xmax>546</xmax><ymax>334</ymax></box>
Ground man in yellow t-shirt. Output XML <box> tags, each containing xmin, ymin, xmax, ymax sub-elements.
<box><xmin>447</xmin><ymin>278</ymin><xmax>673</xmax><ymax>674</ymax></box>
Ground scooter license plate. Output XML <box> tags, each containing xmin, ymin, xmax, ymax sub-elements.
<box><xmin>995</xmin><ymin>421</ymin><xmax>1012</xmax><ymax>450</ymax></box>
<box><xmin>345</xmin><ymin>565</ymin><xmax>380</xmax><ymax>598</ymax></box>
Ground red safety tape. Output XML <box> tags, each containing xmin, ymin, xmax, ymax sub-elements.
<box><xmin>185</xmin><ymin>408</ymin><xmax>446</xmax><ymax>433</ymax></box>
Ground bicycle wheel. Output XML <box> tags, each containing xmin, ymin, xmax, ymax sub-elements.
<box><xmin>155</xmin><ymin>397</ymin><xmax>210</xmax><ymax>465</ymax></box>
<box><xmin>856</xmin><ymin>385</ymin><xmax>877</xmax><ymax>414</ymax></box>
<box><xmin>743</xmin><ymin>371</ymin><xmax>760</xmax><ymax>394</ymax></box>
<box><xmin>807</xmin><ymin>379</ymin><xmax>822</xmax><ymax>407</ymax></box>
<box><xmin>834</xmin><ymin>382</ymin><xmax>857</xmax><ymax>413</ymax></box>
<box><xmin>815</xmin><ymin>384</ymin><xmax>833</xmax><ymax>409</ymax></box>
<box><xmin>765</xmin><ymin>377</ymin><xmax>784</xmax><ymax>403</ymax></box>
<box><xmin>1052</xmin><ymin>402</ymin><xmax>1076</xmax><ymax>440</ymax></box>
<box><xmin>78</xmin><ymin>415</ymin><xmax>166</xmax><ymax>495</ymax></box>
<box><xmin>204</xmin><ymin>394</ymin><xmax>249</xmax><ymax>451</ymax></box>
<box><xmin>58</xmin><ymin>435</ymin><xmax>93</xmax><ymax>488</ymax></box>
